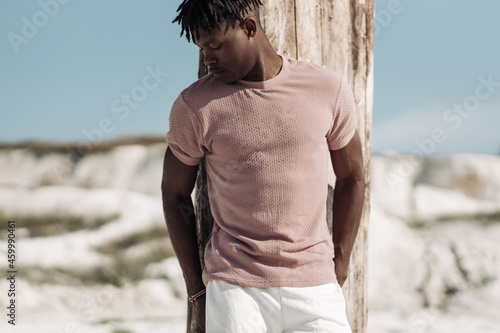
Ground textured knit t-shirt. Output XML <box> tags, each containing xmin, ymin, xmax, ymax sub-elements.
<box><xmin>166</xmin><ymin>55</ymin><xmax>357</xmax><ymax>288</ymax></box>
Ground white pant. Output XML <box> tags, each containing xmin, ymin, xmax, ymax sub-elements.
<box><xmin>206</xmin><ymin>279</ymin><xmax>352</xmax><ymax>333</ymax></box>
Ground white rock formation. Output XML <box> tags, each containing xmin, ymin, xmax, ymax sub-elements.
<box><xmin>0</xmin><ymin>142</ymin><xmax>499</xmax><ymax>332</ymax></box>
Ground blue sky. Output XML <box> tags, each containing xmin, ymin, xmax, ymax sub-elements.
<box><xmin>0</xmin><ymin>0</ymin><xmax>499</xmax><ymax>154</ymax></box>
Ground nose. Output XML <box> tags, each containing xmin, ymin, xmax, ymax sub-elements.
<box><xmin>203</xmin><ymin>50</ymin><xmax>216</xmax><ymax>68</ymax></box>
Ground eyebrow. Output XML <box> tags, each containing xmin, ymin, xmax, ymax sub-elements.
<box><xmin>198</xmin><ymin>37</ymin><xmax>220</xmax><ymax>48</ymax></box>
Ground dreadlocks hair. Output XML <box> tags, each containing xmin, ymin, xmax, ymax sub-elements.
<box><xmin>173</xmin><ymin>0</ymin><xmax>263</xmax><ymax>43</ymax></box>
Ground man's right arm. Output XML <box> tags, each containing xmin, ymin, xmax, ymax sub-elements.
<box><xmin>161</xmin><ymin>146</ymin><xmax>205</xmax><ymax>295</ymax></box>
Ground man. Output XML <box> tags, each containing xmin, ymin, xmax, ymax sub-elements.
<box><xmin>162</xmin><ymin>0</ymin><xmax>365</xmax><ymax>332</ymax></box>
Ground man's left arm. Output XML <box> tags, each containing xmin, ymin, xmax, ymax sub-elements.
<box><xmin>329</xmin><ymin>129</ymin><xmax>366</xmax><ymax>287</ymax></box>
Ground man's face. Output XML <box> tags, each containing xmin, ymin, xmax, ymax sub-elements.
<box><xmin>195</xmin><ymin>21</ymin><xmax>255</xmax><ymax>84</ymax></box>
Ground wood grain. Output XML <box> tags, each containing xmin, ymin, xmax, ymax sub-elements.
<box><xmin>190</xmin><ymin>1</ymin><xmax>375</xmax><ymax>331</ymax></box>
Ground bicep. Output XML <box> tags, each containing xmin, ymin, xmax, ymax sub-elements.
<box><xmin>329</xmin><ymin>129</ymin><xmax>364</xmax><ymax>182</ymax></box>
<box><xmin>161</xmin><ymin>146</ymin><xmax>199</xmax><ymax>200</ymax></box>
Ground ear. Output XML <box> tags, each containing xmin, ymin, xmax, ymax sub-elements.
<box><xmin>241</xmin><ymin>17</ymin><xmax>257</xmax><ymax>38</ymax></box>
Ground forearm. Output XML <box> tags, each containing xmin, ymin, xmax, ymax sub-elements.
<box><xmin>331</xmin><ymin>177</ymin><xmax>365</xmax><ymax>261</ymax></box>
<box><xmin>162</xmin><ymin>195</ymin><xmax>205</xmax><ymax>295</ymax></box>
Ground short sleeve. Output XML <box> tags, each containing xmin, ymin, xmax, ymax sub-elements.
<box><xmin>326</xmin><ymin>77</ymin><xmax>357</xmax><ymax>150</ymax></box>
<box><xmin>166</xmin><ymin>93</ymin><xmax>206</xmax><ymax>166</ymax></box>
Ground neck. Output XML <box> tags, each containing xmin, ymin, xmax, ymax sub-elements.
<box><xmin>242</xmin><ymin>41</ymin><xmax>282</xmax><ymax>82</ymax></box>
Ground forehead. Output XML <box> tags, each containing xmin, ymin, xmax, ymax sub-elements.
<box><xmin>195</xmin><ymin>22</ymin><xmax>237</xmax><ymax>46</ymax></box>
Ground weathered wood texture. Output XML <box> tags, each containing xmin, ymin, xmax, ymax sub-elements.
<box><xmin>189</xmin><ymin>1</ymin><xmax>374</xmax><ymax>332</ymax></box>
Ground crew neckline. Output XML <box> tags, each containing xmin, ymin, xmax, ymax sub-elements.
<box><xmin>238</xmin><ymin>55</ymin><xmax>289</xmax><ymax>89</ymax></box>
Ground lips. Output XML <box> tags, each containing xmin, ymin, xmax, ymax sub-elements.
<box><xmin>210</xmin><ymin>68</ymin><xmax>225</xmax><ymax>75</ymax></box>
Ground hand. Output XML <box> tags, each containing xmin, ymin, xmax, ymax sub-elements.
<box><xmin>191</xmin><ymin>293</ymin><xmax>206</xmax><ymax>332</ymax></box>
<box><xmin>334</xmin><ymin>252</ymin><xmax>349</xmax><ymax>287</ymax></box>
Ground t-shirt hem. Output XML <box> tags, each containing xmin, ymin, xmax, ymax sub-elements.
<box><xmin>167</xmin><ymin>143</ymin><xmax>202</xmax><ymax>166</ymax></box>
<box><xmin>328</xmin><ymin>127</ymin><xmax>356</xmax><ymax>151</ymax></box>
<box><xmin>203</xmin><ymin>274</ymin><xmax>338</xmax><ymax>288</ymax></box>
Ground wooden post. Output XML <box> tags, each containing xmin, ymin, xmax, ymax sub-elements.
<box><xmin>190</xmin><ymin>1</ymin><xmax>374</xmax><ymax>332</ymax></box>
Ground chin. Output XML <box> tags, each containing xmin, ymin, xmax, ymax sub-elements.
<box><xmin>221</xmin><ymin>75</ymin><xmax>237</xmax><ymax>85</ymax></box>
<box><xmin>219</xmin><ymin>71</ymin><xmax>240</xmax><ymax>85</ymax></box>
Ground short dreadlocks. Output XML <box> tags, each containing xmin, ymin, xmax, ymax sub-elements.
<box><xmin>173</xmin><ymin>0</ymin><xmax>263</xmax><ymax>42</ymax></box>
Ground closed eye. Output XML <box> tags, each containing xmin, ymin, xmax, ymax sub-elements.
<box><xmin>209</xmin><ymin>43</ymin><xmax>222</xmax><ymax>50</ymax></box>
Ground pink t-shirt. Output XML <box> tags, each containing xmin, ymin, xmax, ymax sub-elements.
<box><xmin>166</xmin><ymin>56</ymin><xmax>357</xmax><ymax>288</ymax></box>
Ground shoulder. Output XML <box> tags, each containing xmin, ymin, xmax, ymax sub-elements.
<box><xmin>179</xmin><ymin>73</ymin><xmax>220</xmax><ymax>102</ymax></box>
<box><xmin>287</xmin><ymin>57</ymin><xmax>344</xmax><ymax>91</ymax></box>
<box><xmin>176</xmin><ymin>73</ymin><xmax>235</xmax><ymax>113</ymax></box>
